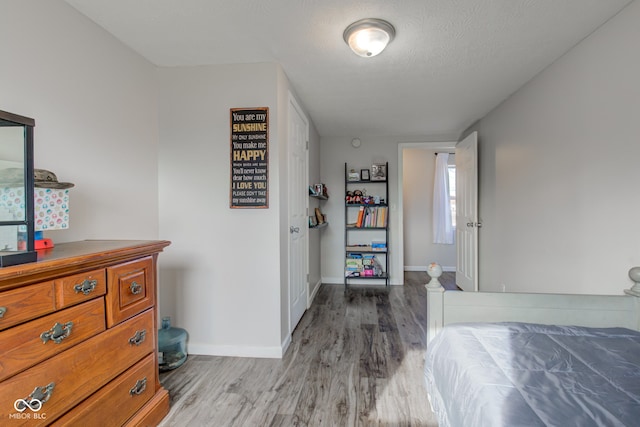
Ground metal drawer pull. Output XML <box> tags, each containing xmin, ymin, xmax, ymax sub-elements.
<box><xmin>41</xmin><ymin>321</ymin><xmax>73</xmax><ymax>344</ymax></box>
<box><xmin>0</xmin><ymin>306</ymin><xmax>6</xmax><ymax>318</ymax></box>
<box><xmin>129</xmin><ymin>377</ymin><xmax>147</xmax><ymax>396</ymax></box>
<box><xmin>14</xmin><ymin>382</ymin><xmax>55</xmax><ymax>412</ymax></box>
<box><xmin>74</xmin><ymin>279</ymin><xmax>97</xmax><ymax>295</ymax></box>
<box><xmin>130</xmin><ymin>281</ymin><xmax>143</xmax><ymax>295</ymax></box>
<box><xmin>129</xmin><ymin>329</ymin><xmax>146</xmax><ymax>346</ymax></box>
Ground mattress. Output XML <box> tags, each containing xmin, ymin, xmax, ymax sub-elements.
<box><xmin>424</xmin><ymin>322</ymin><xmax>640</xmax><ymax>427</ymax></box>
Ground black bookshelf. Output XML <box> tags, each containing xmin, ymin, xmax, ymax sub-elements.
<box><xmin>344</xmin><ymin>162</ymin><xmax>390</xmax><ymax>289</ymax></box>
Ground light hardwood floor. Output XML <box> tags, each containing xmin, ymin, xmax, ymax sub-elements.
<box><xmin>158</xmin><ymin>272</ymin><xmax>456</xmax><ymax>426</ymax></box>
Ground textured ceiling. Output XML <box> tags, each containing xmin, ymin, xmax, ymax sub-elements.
<box><xmin>64</xmin><ymin>0</ymin><xmax>632</xmax><ymax>138</ymax></box>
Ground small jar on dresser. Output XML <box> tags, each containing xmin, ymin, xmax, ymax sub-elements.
<box><xmin>0</xmin><ymin>240</ymin><xmax>171</xmax><ymax>426</ymax></box>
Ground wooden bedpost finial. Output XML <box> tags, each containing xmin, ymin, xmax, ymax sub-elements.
<box><xmin>426</xmin><ymin>262</ymin><xmax>443</xmax><ymax>289</ymax></box>
<box><xmin>625</xmin><ymin>267</ymin><xmax>640</xmax><ymax>297</ymax></box>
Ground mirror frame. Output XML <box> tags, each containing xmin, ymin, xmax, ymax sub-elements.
<box><xmin>0</xmin><ymin>109</ymin><xmax>37</xmax><ymax>267</ymax></box>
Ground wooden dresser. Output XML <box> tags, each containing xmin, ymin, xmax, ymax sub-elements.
<box><xmin>0</xmin><ymin>240</ymin><xmax>171</xmax><ymax>426</ymax></box>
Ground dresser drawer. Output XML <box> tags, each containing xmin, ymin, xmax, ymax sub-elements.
<box><xmin>52</xmin><ymin>354</ymin><xmax>156</xmax><ymax>427</ymax></box>
<box><xmin>55</xmin><ymin>268</ymin><xmax>107</xmax><ymax>309</ymax></box>
<box><xmin>0</xmin><ymin>298</ymin><xmax>106</xmax><ymax>382</ymax></box>
<box><xmin>0</xmin><ymin>282</ymin><xmax>56</xmax><ymax>331</ymax></box>
<box><xmin>0</xmin><ymin>309</ymin><xmax>154</xmax><ymax>426</ymax></box>
<box><xmin>106</xmin><ymin>257</ymin><xmax>155</xmax><ymax>326</ymax></box>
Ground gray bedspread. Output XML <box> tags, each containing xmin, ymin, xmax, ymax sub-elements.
<box><xmin>424</xmin><ymin>322</ymin><xmax>640</xmax><ymax>427</ymax></box>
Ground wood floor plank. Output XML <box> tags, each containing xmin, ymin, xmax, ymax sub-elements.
<box><xmin>356</xmin><ymin>376</ymin><xmax>378</xmax><ymax>424</ymax></box>
<box><xmin>158</xmin><ymin>272</ymin><xmax>443</xmax><ymax>426</ymax></box>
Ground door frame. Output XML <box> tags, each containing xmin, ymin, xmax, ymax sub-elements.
<box><xmin>397</xmin><ymin>142</ymin><xmax>456</xmax><ymax>284</ymax></box>
<box><xmin>287</xmin><ymin>93</ymin><xmax>309</xmax><ymax>336</ymax></box>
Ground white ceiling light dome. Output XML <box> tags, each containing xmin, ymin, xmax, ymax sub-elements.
<box><xmin>343</xmin><ymin>18</ymin><xmax>396</xmax><ymax>58</ymax></box>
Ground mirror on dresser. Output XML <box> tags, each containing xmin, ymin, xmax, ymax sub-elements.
<box><xmin>0</xmin><ymin>110</ymin><xmax>36</xmax><ymax>266</ymax></box>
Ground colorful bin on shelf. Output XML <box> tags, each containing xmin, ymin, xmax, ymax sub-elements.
<box><xmin>34</xmin><ymin>188</ymin><xmax>70</xmax><ymax>231</ymax></box>
<box><xmin>0</xmin><ymin>187</ymin><xmax>70</xmax><ymax>250</ymax></box>
<box><xmin>0</xmin><ymin>186</ymin><xmax>71</xmax><ymax>231</ymax></box>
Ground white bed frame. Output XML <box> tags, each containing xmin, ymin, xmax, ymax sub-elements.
<box><xmin>426</xmin><ymin>285</ymin><xmax>640</xmax><ymax>343</ymax></box>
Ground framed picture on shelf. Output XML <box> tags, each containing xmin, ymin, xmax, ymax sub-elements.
<box><xmin>371</xmin><ymin>163</ymin><xmax>387</xmax><ymax>181</ymax></box>
<box><xmin>360</xmin><ymin>169</ymin><xmax>370</xmax><ymax>181</ymax></box>
<box><xmin>348</xmin><ymin>169</ymin><xmax>360</xmax><ymax>181</ymax></box>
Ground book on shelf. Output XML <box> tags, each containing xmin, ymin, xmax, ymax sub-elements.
<box><xmin>367</xmin><ymin>207</ymin><xmax>376</xmax><ymax>227</ymax></box>
<box><xmin>376</xmin><ymin>206</ymin><xmax>387</xmax><ymax>227</ymax></box>
<box><xmin>346</xmin><ymin>244</ymin><xmax>387</xmax><ymax>252</ymax></box>
<box><xmin>354</xmin><ymin>206</ymin><xmax>387</xmax><ymax>228</ymax></box>
<box><xmin>371</xmin><ymin>240</ymin><xmax>387</xmax><ymax>251</ymax></box>
<box><xmin>356</xmin><ymin>206</ymin><xmax>365</xmax><ymax>227</ymax></box>
<box><xmin>344</xmin><ymin>254</ymin><xmax>385</xmax><ymax>277</ymax></box>
<box><xmin>346</xmin><ymin>244</ymin><xmax>370</xmax><ymax>251</ymax></box>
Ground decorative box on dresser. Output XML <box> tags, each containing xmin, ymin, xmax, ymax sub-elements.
<box><xmin>0</xmin><ymin>240</ymin><xmax>171</xmax><ymax>426</ymax></box>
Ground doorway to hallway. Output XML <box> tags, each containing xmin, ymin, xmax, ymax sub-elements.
<box><xmin>398</xmin><ymin>142</ymin><xmax>457</xmax><ymax>281</ymax></box>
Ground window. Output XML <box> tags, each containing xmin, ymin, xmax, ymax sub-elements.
<box><xmin>448</xmin><ymin>165</ymin><xmax>456</xmax><ymax>228</ymax></box>
<box><xmin>433</xmin><ymin>153</ymin><xmax>455</xmax><ymax>244</ymax></box>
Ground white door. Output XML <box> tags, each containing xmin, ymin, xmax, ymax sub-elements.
<box><xmin>455</xmin><ymin>131</ymin><xmax>478</xmax><ymax>292</ymax></box>
<box><xmin>288</xmin><ymin>95</ymin><xmax>309</xmax><ymax>333</ymax></box>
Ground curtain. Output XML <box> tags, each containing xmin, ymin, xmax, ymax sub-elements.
<box><xmin>433</xmin><ymin>153</ymin><xmax>454</xmax><ymax>244</ymax></box>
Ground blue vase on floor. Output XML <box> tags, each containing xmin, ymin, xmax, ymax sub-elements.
<box><xmin>158</xmin><ymin>316</ymin><xmax>188</xmax><ymax>371</ymax></box>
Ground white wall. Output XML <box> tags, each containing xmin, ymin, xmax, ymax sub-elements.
<box><xmin>157</xmin><ymin>63</ymin><xmax>281</xmax><ymax>357</ymax></box>
<box><xmin>403</xmin><ymin>148</ymin><xmax>456</xmax><ymax>271</ymax></box>
<box><xmin>320</xmin><ymin>135</ymin><xmax>458</xmax><ymax>285</ymax></box>
<box><xmin>320</xmin><ymin>137</ymin><xmax>397</xmax><ymax>284</ymax></box>
<box><xmin>158</xmin><ymin>63</ymin><xmax>314</xmax><ymax>358</ymax></box>
<box><xmin>3</xmin><ymin>0</ymin><xmax>316</xmax><ymax>359</ymax></box>
<box><xmin>1</xmin><ymin>0</ymin><xmax>160</xmax><ymax>242</ymax></box>
<box><xmin>473</xmin><ymin>0</ymin><xmax>640</xmax><ymax>295</ymax></box>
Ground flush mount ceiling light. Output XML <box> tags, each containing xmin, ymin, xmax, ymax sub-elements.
<box><xmin>343</xmin><ymin>18</ymin><xmax>395</xmax><ymax>58</ymax></box>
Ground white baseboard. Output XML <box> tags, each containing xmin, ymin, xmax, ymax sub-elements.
<box><xmin>405</xmin><ymin>265</ymin><xmax>456</xmax><ymax>272</ymax></box>
<box><xmin>281</xmin><ymin>334</ymin><xmax>291</xmax><ymax>355</ymax></box>
<box><xmin>308</xmin><ymin>278</ymin><xmax>322</xmax><ymax>307</ymax></box>
<box><xmin>188</xmin><ymin>342</ymin><xmax>284</xmax><ymax>359</ymax></box>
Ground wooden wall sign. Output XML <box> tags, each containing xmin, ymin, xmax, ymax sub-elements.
<box><xmin>230</xmin><ymin>107</ymin><xmax>269</xmax><ymax>208</ymax></box>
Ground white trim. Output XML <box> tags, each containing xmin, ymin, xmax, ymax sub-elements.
<box><xmin>307</xmin><ymin>278</ymin><xmax>322</xmax><ymax>307</ymax></box>
<box><xmin>405</xmin><ymin>265</ymin><xmax>456</xmax><ymax>272</ymax></box>
<box><xmin>397</xmin><ymin>141</ymin><xmax>456</xmax><ymax>286</ymax></box>
<box><xmin>189</xmin><ymin>342</ymin><xmax>286</xmax><ymax>359</ymax></box>
<box><xmin>322</xmin><ymin>276</ymin><xmax>346</xmax><ymax>284</ymax></box>
<box><xmin>281</xmin><ymin>334</ymin><xmax>292</xmax><ymax>355</ymax></box>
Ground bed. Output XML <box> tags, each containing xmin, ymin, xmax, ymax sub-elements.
<box><xmin>424</xmin><ymin>284</ymin><xmax>640</xmax><ymax>427</ymax></box>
